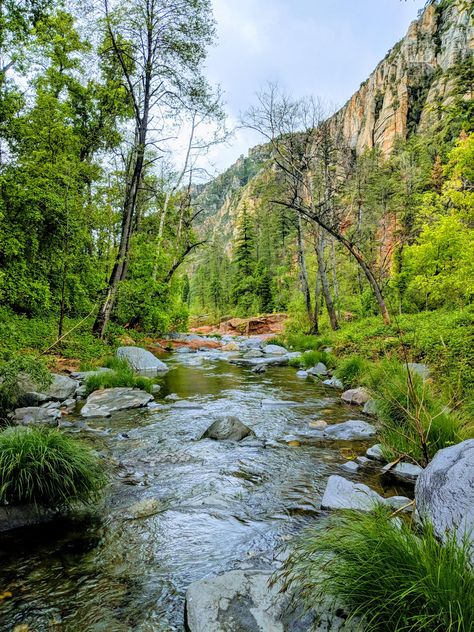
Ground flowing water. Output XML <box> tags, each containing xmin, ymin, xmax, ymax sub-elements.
<box><xmin>0</xmin><ymin>350</ymin><xmax>404</xmax><ymax>631</ymax></box>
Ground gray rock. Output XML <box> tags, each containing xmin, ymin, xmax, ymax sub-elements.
<box><xmin>263</xmin><ymin>344</ymin><xmax>288</xmax><ymax>355</ymax></box>
<box><xmin>341</xmin><ymin>387</ymin><xmax>370</xmax><ymax>406</ymax></box>
<box><xmin>46</xmin><ymin>374</ymin><xmax>79</xmax><ymax>401</ymax></box>
<box><xmin>296</xmin><ymin>370</ymin><xmax>309</xmax><ymax>378</ymax></box>
<box><xmin>308</xmin><ymin>362</ymin><xmax>328</xmax><ymax>376</ymax></box>
<box><xmin>318</xmin><ymin>420</ymin><xmax>376</xmax><ymax>441</ymax></box>
<box><xmin>321</xmin><ymin>475</ymin><xmax>385</xmax><ymax>511</ymax></box>
<box><xmin>407</xmin><ymin>363</ymin><xmax>430</xmax><ymax>380</ymax></box>
<box><xmin>185</xmin><ymin>569</ymin><xmax>355</xmax><ymax>632</ymax></box>
<box><xmin>383</xmin><ymin>462</ymin><xmax>423</xmax><ymax>484</ymax></box>
<box><xmin>70</xmin><ymin>368</ymin><xmax>112</xmax><ymax>383</ymax></box>
<box><xmin>151</xmin><ymin>384</ymin><xmax>161</xmax><ymax>394</ymax></box>
<box><xmin>243</xmin><ymin>349</ymin><xmax>264</xmax><ymax>359</ymax></box>
<box><xmin>356</xmin><ymin>456</ymin><xmax>371</xmax><ymax>466</ymax></box>
<box><xmin>386</xmin><ymin>496</ymin><xmax>414</xmax><ymax>513</ymax></box>
<box><xmin>200</xmin><ymin>416</ymin><xmax>255</xmax><ymax>441</ymax></box>
<box><xmin>251</xmin><ymin>365</ymin><xmax>267</xmax><ymax>374</ymax></box>
<box><xmin>176</xmin><ymin>346</ymin><xmax>193</xmax><ymax>354</ymax></box>
<box><xmin>286</xmin><ymin>352</ymin><xmax>303</xmax><ymax>361</ymax></box>
<box><xmin>0</xmin><ymin>505</ymin><xmax>57</xmax><ymax>533</ymax></box>
<box><xmin>81</xmin><ymin>387</ymin><xmax>153</xmax><ymax>418</ymax></box>
<box><xmin>41</xmin><ymin>400</ymin><xmax>61</xmax><ymax>409</ymax></box>
<box><xmin>340</xmin><ymin>461</ymin><xmax>360</xmax><ymax>473</ymax></box>
<box><xmin>362</xmin><ymin>399</ymin><xmax>378</xmax><ymax>417</ymax></box>
<box><xmin>116</xmin><ymin>346</ymin><xmax>169</xmax><ymax>375</ymax></box>
<box><xmin>415</xmin><ymin>440</ymin><xmax>474</xmax><ymax>557</ymax></box>
<box><xmin>125</xmin><ymin>498</ymin><xmax>162</xmax><ymax>519</ymax></box>
<box><xmin>231</xmin><ymin>356</ymin><xmax>289</xmax><ymax>368</ymax></box>
<box><xmin>366</xmin><ymin>444</ymin><xmax>385</xmax><ymax>461</ymax></box>
<box><xmin>76</xmin><ymin>385</ymin><xmax>87</xmax><ymax>398</ymax></box>
<box><xmin>322</xmin><ymin>377</ymin><xmax>344</xmax><ymax>389</ymax></box>
<box><xmin>13</xmin><ymin>406</ymin><xmax>61</xmax><ymax>426</ymax></box>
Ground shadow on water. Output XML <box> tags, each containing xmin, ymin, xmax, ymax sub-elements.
<box><xmin>0</xmin><ymin>352</ymin><xmax>406</xmax><ymax>631</ymax></box>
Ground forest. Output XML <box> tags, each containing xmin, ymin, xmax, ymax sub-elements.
<box><xmin>0</xmin><ymin>0</ymin><xmax>473</xmax><ymax>631</ymax></box>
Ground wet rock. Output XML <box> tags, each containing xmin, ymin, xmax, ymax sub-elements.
<box><xmin>308</xmin><ymin>362</ymin><xmax>328</xmax><ymax>376</ymax></box>
<box><xmin>356</xmin><ymin>456</ymin><xmax>371</xmax><ymax>466</ymax></box>
<box><xmin>13</xmin><ymin>406</ymin><xmax>61</xmax><ymax>426</ymax></box>
<box><xmin>263</xmin><ymin>344</ymin><xmax>287</xmax><ymax>355</ymax></box>
<box><xmin>0</xmin><ymin>505</ymin><xmax>56</xmax><ymax>533</ymax></box>
<box><xmin>366</xmin><ymin>444</ymin><xmax>385</xmax><ymax>461</ymax></box>
<box><xmin>117</xmin><ymin>346</ymin><xmax>169</xmax><ymax>375</ymax></box>
<box><xmin>261</xmin><ymin>398</ymin><xmax>299</xmax><ymax>407</ymax></box>
<box><xmin>251</xmin><ymin>365</ymin><xmax>267</xmax><ymax>374</ymax></box>
<box><xmin>341</xmin><ymin>387</ymin><xmax>370</xmax><ymax>406</ymax></box>
<box><xmin>322</xmin><ymin>377</ymin><xmax>343</xmax><ymax>389</ymax></box>
<box><xmin>382</xmin><ymin>462</ymin><xmax>423</xmax><ymax>484</ymax></box>
<box><xmin>125</xmin><ymin>498</ymin><xmax>162</xmax><ymax>519</ymax></box>
<box><xmin>317</xmin><ymin>419</ymin><xmax>376</xmax><ymax>441</ymax></box>
<box><xmin>165</xmin><ymin>393</ymin><xmax>180</xmax><ymax>401</ymax></box>
<box><xmin>340</xmin><ymin>461</ymin><xmax>359</xmax><ymax>473</ymax></box>
<box><xmin>415</xmin><ymin>440</ymin><xmax>474</xmax><ymax>557</ymax></box>
<box><xmin>407</xmin><ymin>362</ymin><xmax>430</xmax><ymax>380</ymax></box>
<box><xmin>147</xmin><ymin>401</ymin><xmax>163</xmax><ymax>410</ymax></box>
<box><xmin>321</xmin><ymin>475</ymin><xmax>386</xmax><ymax>511</ymax></box>
<box><xmin>81</xmin><ymin>387</ymin><xmax>153</xmax><ymax>418</ymax></box>
<box><xmin>200</xmin><ymin>416</ymin><xmax>255</xmax><ymax>442</ymax></box>
<box><xmin>185</xmin><ymin>569</ymin><xmax>357</xmax><ymax>632</ymax></box>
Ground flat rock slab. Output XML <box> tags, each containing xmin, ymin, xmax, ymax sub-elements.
<box><xmin>341</xmin><ymin>388</ymin><xmax>370</xmax><ymax>406</ymax></box>
<box><xmin>81</xmin><ymin>388</ymin><xmax>153</xmax><ymax>417</ymax></box>
<box><xmin>200</xmin><ymin>416</ymin><xmax>255</xmax><ymax>441</ymax></box>
<box><xmin>185</xmin><ymin>569</ymin><xmax>357</xmax><ymax>632</ymax></box>
<box><xmin>230</xmin><ymin>356</ymin><xmax>289</xmax><ymax>367</ymax></box>
<box><xmin>415</xmin><ymin>439</ymin><xmax>474</xmax><ymax>559</ymax></box>
<box><xmin>318</xmin><ymin>420</ymin><xmax>376</xmax><ymax>441</ymax></box>
<box><xmin>117</xmin><ymin>346</ymin><xmax>169</xmax><ymax>375</ymax></box>
<box><xmin>321</xmin><ymin>475</ymin><xmax>385</xmax><ymax>511</ymax></box>
<box><xmin>13</xmin><ymin>406</ymin><xmax>61</xmax><ymax>426</ymax></box>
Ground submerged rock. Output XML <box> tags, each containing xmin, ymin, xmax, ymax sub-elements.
<box><xmin>81</xmin><ymin>387</ymin><xmax>153</xmax><ymax>418</ymax></box>
<box><xmin>117</xmin><ymin>346</ymin><xmax>169</xmax><ymax>374</ymax></box>
<box><xmin>341</xmin><ymin>387</ymin><xmax>370</xmax><ymax>406</ymax></box>
<box><xmin>13</xmin><ymin>406</ymin><xmax>61</xmax><ymax>426</ymax></box>
<box><xmin>415</xmin><ymin>439</ymin><xmax>474</xmax><ymax>558</ymax></box>
<box><xmin>200</xmin><ymin>416</ymin><xmax>255</xmax><ymax>441</ymax></box>
<box><xmin>318</xmin><ymin>419</ymin><xmax>376</xmax><ymax>441</ymax></box>
<box><xmin>125</xmin><ymin>498</ymin><xmax>162</xmax><ymax>519</ymax></box>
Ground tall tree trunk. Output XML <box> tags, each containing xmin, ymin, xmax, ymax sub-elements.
<box><xmin>330</xmin><ymin>238</ymin><xmax>340</xmax><ymax>318</ymax></box>
<box><xmin>296</xmin><ymin>213</ymin><xmax>317</xmax><ymax>334</ymax></box>
<box><xmin>314</xmin><ymin>230</ymin><xmax>339</xmax><ymax>330</ymax></box>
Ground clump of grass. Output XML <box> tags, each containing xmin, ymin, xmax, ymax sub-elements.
<box><xmin>84</xmin><ymin>358</ymin><xmax>154</xmax><ymax>395</ymax></box>
<box><xmin>279</xmin><ymin>506</ymin><xmax>474</xmax><ymax>632</ymax></box>
<box><xmin>334</xmin><ymin>355</ymin><xmax>369</xmax><ymax>388</ymax></box>
<box><xmin>0</xmin><ymin>427</ymin><xmax>107</xmax><ymax>508</ymax></box>
<box><xmin>368</xmin><ymin>360</ymin><xmax>463</xmax><ymax>465</ymax></box>
<box><xmin>0</xmin><ymin>354</ymin><xmax>51</xmax><ymax>418</ymax></box>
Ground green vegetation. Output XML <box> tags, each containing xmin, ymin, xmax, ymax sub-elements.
<box><xmin>0</xmin><ymin>355</ymin><xmax>51</xmax><ymax>419</ymax></box>
<box><xmin>0</xmin><ymin>427</ymin><xmax>107</xmax><ymax>508</ymax></box>
<box><xmin>335</xmin><ymin>356</ymin><xmax>369</xmax><ymax>388</ymax></box>
<box><xmin>84</xmin><ymin>359</ymin><xmax>154</xmax><ymax>396</ymax></box>
<box><xmin>290</xmin><ymin>350</ymin><xmax>336</xmax><ymax>370</ymax></box>
<box><xmin>280</xmin><ymin>507</ymin><xmax>474</xmax><ymax>632</ymax></box>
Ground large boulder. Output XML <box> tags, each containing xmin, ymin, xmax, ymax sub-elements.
<box><xmin>81</xmin><ymin>387</ymin><xmax>153</xmax><ymax>418</ymax></box>
<box><xmin>263</xmin><ymin>344</ymin><xmax>288</xmax><ymax>355</ymax></box>
<box><xmin>341</xmin><ymin>387</ymin><xmax>370</xmax><ymax>406</ymax></box>
<box><xmin>116</xmin><ymin>346</ymin><xmax>168</xmax><ymax>375</ymax></box>
<box><xmin>200</xmin><ymin>416</ymin><xmax>255</xmax><ymax>441</ymax></box>
<box><xmin>13</xmin><ymin>406</ymin><xmax>61</xmax><ymax>426</ymax></box>
<box><xmin>415</xmin><ymin>440</ymin><xmax>474</xmax><ymax>556</ymax></box>
<box><xmin>185</xmin><ymin>569</ymin><xmax>355</xmax><ymax>632</ymax></box>
<box><xmin>45</xmin><ymin>374</ymin><xmax>79</xmax><ymax>401</ymax></box>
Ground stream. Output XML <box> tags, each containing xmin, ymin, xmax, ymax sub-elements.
<box><xmin>0</xmin><ymin>348</ymin><xmax>404</xmax><ymax>631</ymax></box>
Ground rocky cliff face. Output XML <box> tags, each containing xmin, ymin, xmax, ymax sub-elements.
<box><xmin>330</xmin><ymin>1</ymin><xmax>473</xmax><ymax>155</ymax></box>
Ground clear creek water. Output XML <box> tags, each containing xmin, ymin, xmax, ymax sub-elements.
<box><xmin>0</xmin><ymin>350</ymin><xmax>404</xmax><ymax>631</ymax></box>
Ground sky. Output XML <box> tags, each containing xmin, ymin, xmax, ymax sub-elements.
<box><xmin>188</xmin><ymin>0</ymin><xmax>427</xmax><ymax>176</ymax></box>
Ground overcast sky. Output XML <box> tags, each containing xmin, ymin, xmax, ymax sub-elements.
<box><xmin>177</xmin><ymin>0</ymin><xmax>427</xmax><ymax>176</ymax></box>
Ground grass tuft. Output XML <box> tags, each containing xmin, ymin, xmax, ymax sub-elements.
<box><xmin>0</xmin><ymin>427</ymin><xmax>107</xmax><ymax>508</ymax></box>
<box><xmin>335</xmin><ymin>355</ymin><xmax>369</xmax><ymax>388</ymax></box>
<box><xmin>279</xmin><ymin>506</ymin><xmax>474</xmax><ymax>632</ymax></box>
<box><xmin>84</xmin><ymin>359</ymin><xmax>154</xmax><ymax>395</ymax></box>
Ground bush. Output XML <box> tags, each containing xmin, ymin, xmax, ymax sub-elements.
<box><xmin>84</xmin><ymin>358</ymin><xmax>154</xmax><ymax>395</ymax></box>
<box><xmin>0</xmin><ymin>427</ymin><xmax>107</xmax><ymax>508</ymax></box>
<box><xmin>368</xmin><ymin>360</ymin><xmax>463</xmax><ymax>465</ymax></box>
<box><xmin>279</xmin><ymin>506</ymin><xmax>474</xmax><ymax>632</ymax></box>
<box><xmin>335</xmin><ymin>356</ymin><xmax>369</xmax><ymax>388</ymax></box>
<box><xmin>0</xmin><ymin>355</ymin><xmax>51</xmax><ymax>418</ymax></box>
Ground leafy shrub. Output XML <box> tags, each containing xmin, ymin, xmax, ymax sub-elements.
<box><xmin>0</xmin><ymin>355</ymin><xmax>51</xmax><ymax>418</ymax></box>
<box><xmin>279</xmin><ymin>506</ymin><xmax>474</xmax><ymax>632</ymax></box>
<box><xmin>84</xmin><ymin>359</ymin><xmax>154</xmax><ymax>395</ymax></box>
<box><xmin>368</xmin><ymin>360</ymin><xmax>463</xmax><ymax>465</ymax></box>
<box><xmin>335</xmin><ymin>356</ymin><xmax>369</xmax><ymax>388</ymax></box>
<box><xmin>0</xmin><ymin>427</ymin><xmax>107</xmax><ymax>508</ymax></box>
